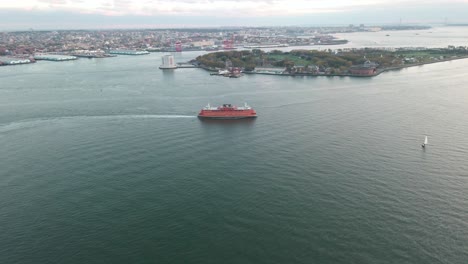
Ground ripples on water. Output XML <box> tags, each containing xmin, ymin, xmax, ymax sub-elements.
<box><xmin>1</xmin><ymin>40</ymin><xmax>468</xmax><ymax>263</ymax></box>
<box><xmin>0</xmin><ymin>115</ymin><xmax>196</xmax><ymax>134</ymax></box>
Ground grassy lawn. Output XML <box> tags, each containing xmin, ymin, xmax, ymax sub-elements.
<box><xmin>267</xmin><ymin>54</ymin><xmax>311</xmax><ymax>66</ymax></box>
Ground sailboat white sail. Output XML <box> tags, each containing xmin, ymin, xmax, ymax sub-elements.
<box><xmin>422</xmin><ymin>135</ymin><xmax>428</xmax><ymax>148</ymax></box>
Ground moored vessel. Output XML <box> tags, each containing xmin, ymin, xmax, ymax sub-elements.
<box><xmin>198</xmin><ymin>103</ymin><xmax>257</xmax><ymax>119</ymax></box>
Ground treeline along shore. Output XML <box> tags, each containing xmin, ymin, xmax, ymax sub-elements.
<box><xmin>194</xmin><ymin>46</ymin><xmax>468</xmax><ymax>77</ymax></box>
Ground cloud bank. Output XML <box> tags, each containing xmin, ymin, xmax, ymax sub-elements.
<box><xmin>2</xmin><ymin>0</ymin><xmax>436</xmax><ymax>16</ymax></box>
<box><xmin>1</xmin><ymin>0</ymin><xmax>468</xmax><ymax>29</ymax></box>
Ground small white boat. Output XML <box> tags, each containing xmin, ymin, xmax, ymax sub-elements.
<box><xmin>422</xmin><ymin>135</ymin><xmax>428</xmax><ymax>148</ymax></box>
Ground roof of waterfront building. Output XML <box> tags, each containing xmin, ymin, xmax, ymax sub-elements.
<box><xmin>33</xmin><ymin>54</ymin><xmax>77</xmax><ymax>61</ymax></box>
<box><xmin>0</xmin><ymin>57</ymin><xmax>32</xmax><ymax>64</ymax></box>
<box><xmin>108</xmin><ymin>50</ymin><xmax>150</xmax><ymax>55</ymax></box>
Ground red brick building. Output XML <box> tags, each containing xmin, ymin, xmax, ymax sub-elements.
<box><xmin>349</xmin><ymin>60</ymin><xmax>378</xmax><ymax>76</ymax></box>
<box><xmin>349</xmin><ymin>66</ymin><xmax>376</xmax><ymax>75</ymax></box>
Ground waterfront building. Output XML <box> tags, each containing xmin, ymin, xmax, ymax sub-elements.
<box><xmin>349</xmin><ymin>61</ymin><xmax>378</xmax><ymax>76</ymax></box>
<box><xmin>159</xmin><ymin>55</ymin><xmax>177</xmax><ymax>69</ymax></box>
<box><xmin>349</xmin><ymin>66</ymin><xmax>376</xmax><ymax>76</ymax></box>
<box><xmin>192</xmin><ymin>40</ymin><xmax>215</xmax><ymax>47</ymax></box>
<box><xmin>0</xmin><ymin>57</ymin><xmax>32</xmax><ymax>65</ymax></box>
<box><xmin>33</xmin><ymin>54</ymin><xmax>77</xmax><ymax>61</ymax></box>
<box><xmin>253</xmin><ymin>67</ymin><xmax>286</xmax><ymax>74</ymax></box>
<box><xmin>108</xmin><ymin>50</ymin><xmax>149</xmax><ymax>55</ymax></box>
<box><xmin>175</xmin><ymin>42</ymin><xmax>182</xmax><ymax>52</ymax></box>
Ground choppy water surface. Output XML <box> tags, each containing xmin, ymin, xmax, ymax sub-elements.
<box><xmin>1</xmin><ymin>30</ymin><xmax>468</xmax><ymax>264</ymax></box>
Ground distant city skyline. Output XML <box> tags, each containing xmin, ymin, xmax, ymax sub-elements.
<box><xmin>1</xmin><ymin>0</ymin><xmax>468</xmax><ymax>30</ymax></box>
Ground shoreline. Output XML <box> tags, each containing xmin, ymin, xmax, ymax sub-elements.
<box><xmin>374</xmin><ymin>55</ymin><xmax>468</xmax><ymax>76</ymax></box>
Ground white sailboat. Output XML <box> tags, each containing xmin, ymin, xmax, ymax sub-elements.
<box><xmin>422</xmin><ymin>135</ymin><xmax>428</xmax><ymax>148</ymax></box>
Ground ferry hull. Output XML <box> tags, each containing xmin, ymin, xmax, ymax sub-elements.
<box><xmin>198</xmin><ymin>103</ymin><xmax>257</xmax><ymax>120</ymax></box>
<box><xmin>198</xmin><ymin>115</ymin><xmax>257</xmax><ymax>120</ymax></box>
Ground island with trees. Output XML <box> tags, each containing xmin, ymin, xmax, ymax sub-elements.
<box><xmin>194</xmin><ymin>46</ymin><xmax>468</xmax><ymax>77</ymax></box>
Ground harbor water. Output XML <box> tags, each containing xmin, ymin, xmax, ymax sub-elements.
<box><xmin>1</xmin><ymin>28</ymin><xmax>468</xmax><ymax>263</ymax></box>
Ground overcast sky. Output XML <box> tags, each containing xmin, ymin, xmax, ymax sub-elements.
<box><xmin>1</xmin><ymin>0</ymin><xmax>468</xmax><ymax>30</ymax></box>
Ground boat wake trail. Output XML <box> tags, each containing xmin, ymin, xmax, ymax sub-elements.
<box><xmin>260</xmin><ymin>100</ymin><xmax>320</xmax><ymax>109</ymax></box>
<box><xmin>0</xmin><ymin>114</ymin><xmax>196</xmax><ymax>134</ymax></box>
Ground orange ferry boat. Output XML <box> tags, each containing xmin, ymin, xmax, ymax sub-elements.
<box><xmin>198</xmin><ymin>103</ymin><xmax>257</xmax><ymax>119</ymax></box>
